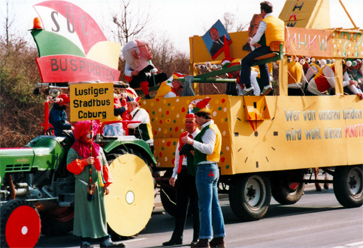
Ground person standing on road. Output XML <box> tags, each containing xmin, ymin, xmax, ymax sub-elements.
<box><xmin>163</xmin><ymin>113</ymin><xmax>200</xmax><ymax>246</ymax></box>
<box><xmin>66</xmin><ymin>120</ymin><xmax>125</xmax><ymax>248</ymax></box>
<box><xmin>181</xmin><ymin>98</ymin><xmax>226</xmax><ymax>248</ymax></box>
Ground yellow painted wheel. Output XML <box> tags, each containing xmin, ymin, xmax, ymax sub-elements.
<box><xmin>105</xmin><ymin>153</ymin><xmax>154</xmax><ymax>237</ymax></box>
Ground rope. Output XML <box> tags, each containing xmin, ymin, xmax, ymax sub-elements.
<box><xmin>160</xmin><ymin>188</ymin><xmax>176</xmax><ymax>206</ymax></box>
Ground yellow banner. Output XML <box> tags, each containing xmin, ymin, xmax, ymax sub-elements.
<box><xmin>69</xmin><ymin>83</ymin><xmax>114</xmax><ymax>122</ymax></box>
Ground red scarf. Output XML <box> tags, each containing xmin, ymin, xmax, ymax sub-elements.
<box><xmin>71</xmin><ymin>138</ymin><xmax>101</xmax><ymax>171</ymax></box>
<box><xmin>177</xmin><ymin>132</ymin><xmax>193</xmax><ymax>173</ymax></box>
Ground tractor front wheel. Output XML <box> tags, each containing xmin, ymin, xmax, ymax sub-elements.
<box><xmin>0</xmin><ymin>200</ymin><xmax>41</xmax><ymax>248</ymax></box>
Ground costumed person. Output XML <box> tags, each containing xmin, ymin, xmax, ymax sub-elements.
<box><xmin>239</xmin><ymin>1</ymin><xmax>284</xmax><ymax>96</ymax></box>
<box><xmin>122</xmin><ymin>39</ymin><xmax>168</xmax><ymax>99</ymax></box>
<box><xmin>102</xmin><ymin>85</ymin><xmax>127</xmax><ymax>137</ymax></box>
<box><xmin>155</xmin><ymin>73</ymin><xmax>185</xmax><ymax>98</ymax></box>
<box><xmin>221</xmin><ymin>58</ymin><xmax>240</xmax><ymax>95</ymax></box>
<box><xmin>118</xmin><ymin>87</ymin><xmax>138</xmax><ymax>121</ymax></box>
<box><xmin>303</xmin><ymin>57</ymin><xmax>320</xmax><ymax>83</ymax></box>
<box><xmin>181</xmin><ymin>98</ymin><xmax>226</xmax><ymax>248</ymax></box>
<box><xmin>302</xmin><ymin>57</ymin><xmax>311</xmax><ymax>74</ymax></box>
<box><xmin>66</xmin><ymin>120</ymin><xmax>125</xmax><ymax>248</ymax></box>
<box><xmin>49</xmin><ymin>93</ymin><xmax>74</xmax><ymax>136</ymax></box>
<box><xmin>347</xmin><ymin>59</ymin><xmax>363</xmax><ymax>86</ymax></box>
<box><xmin>126</xmin><ymin>96</ymin><xmax>154</xmax><ymax>152</ymax></box>
<box><xmin>162</xmin><ymin>113</ymin><xmax>200</xmax><ymax>247</ymax></box>
<box><xmin>307</xmin><ymin>61</ymin><xmax>363</xmax><ymax>99</ymax></box>
<box><xmin>287</xmin><ymin>57</ymin><xmax>305</xmax><ymax>95</ymax></box>
<box><xmin>221</xmin><ymin>58</ymin><xmax>261</xmax><ymax>96</ymax></box>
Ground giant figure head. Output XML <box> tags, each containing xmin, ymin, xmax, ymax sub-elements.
<box><xmin>122</xmin><ymin>39</ymin><xmax>152</xmax><ymax>71</ymax></box>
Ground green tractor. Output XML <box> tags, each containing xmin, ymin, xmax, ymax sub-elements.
<box><xmin>0</xmin><ymin>119</ymin><xmax>157</xmax><ymax>247</ymax></box>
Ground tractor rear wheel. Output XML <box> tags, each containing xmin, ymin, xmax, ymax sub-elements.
<box><xmin>40</xmin><ymin>206</ymin><xmax>74</xmax><ymax>236</ymax></box>
<box><xmin>0</xmin><ymin>200</ymin><xmax>41</xmax><ymax>248</ymax></box>
<box><xmin>105</xmin><ymin>149</ymin><xmax>154</xmax><ymax>237</ymax></box>
<box><xmin>159</xmin><ymin>170</ymin><xmax>177</xmax><ymax>217</ymax></box>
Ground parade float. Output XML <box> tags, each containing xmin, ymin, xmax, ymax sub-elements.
<box><xmin>0</xmin><ymin>0</ymin><xmax>362</xmax><ymax>247</ymax></box>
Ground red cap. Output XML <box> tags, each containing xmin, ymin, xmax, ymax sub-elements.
<box><xmin>58</xmin><ymin>94</ymin><xmax>70</xmax><ymax>105</ymax></box>
<box><xmin>185</xmin><ymin>113</ymin><xmax>195</xmax><ymax>119</ymax></box>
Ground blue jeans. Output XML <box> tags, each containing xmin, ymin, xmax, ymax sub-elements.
<box><xmin>240</xmin><ymin>45</ymin><xmax>271</xmax><ymax>89</ymax></box>
<box><xmin>196</xmin><ymin>163</ymin><xmax>225</xmax><ymax>239</ymax></box>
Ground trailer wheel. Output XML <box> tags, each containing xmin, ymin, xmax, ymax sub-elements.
<box><xmin>0</xmin><ymin>200</ymin><xmax>41</xmax><ymax>248</ymax></box>
<box><xmin>105</xmin><ymin>149</ymin><xmax>154</xmax><ymax>237</ymax></box>
<box><xmin>229</xmin><ymin>174</ymin><xmax>271</xmax><ymax>221</ymax></box>
<box><xmin>271</xmin><ymin>173</ymin><xmax>304</xmax><ymax>205</ymax></box>
<box><xmin>333</xmin><ymin>165</ymin><xmax>363</xmax><ymax>208</ymax></box>
<box><xmin>160</xmin><ymin>170</ymin><xmax>177</xmax><ymax>217</ymax></box>
<box><xmin>40</xmin><ymin>206</ymin><xmax>74</xmax><ymax>236</ymax></box>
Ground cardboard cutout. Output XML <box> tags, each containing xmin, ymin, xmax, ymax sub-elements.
<box><xmin>202</xmin><ymin>20</ymin><xmax>231</xmax><ymax>60</ymax></box>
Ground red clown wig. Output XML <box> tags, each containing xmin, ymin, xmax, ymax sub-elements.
<box><xmin>73</xmin><ymin>120</ymin><xmax>100</xmax><ymax>140</ymax></box>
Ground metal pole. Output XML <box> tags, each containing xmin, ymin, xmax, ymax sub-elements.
<box><xmin>339</xmin><ymin>0</ymin><xmax>358</xmax><ymax>29</ymax></box>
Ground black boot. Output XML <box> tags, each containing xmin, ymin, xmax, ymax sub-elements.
<box><xmin>191</xmin><ymin>239</ymin><xmax>210</xmax><ymax>248</ymax></box>
<box><xmin>209</xmin><ymin>237</ymin><xmax>225</xmax><ymax>248</ymax></box>
<box><xmin>162</xmin><ymin>238</ymin><xmax>182</xmax><ymax>246</ymax></box>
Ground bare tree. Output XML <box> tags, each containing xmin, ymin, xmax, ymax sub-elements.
<box><xmin>1</xmin><ymin>0</ymin><xmax>16</xmax><ymax>47</ymax></box>
<box><xmin>223</xmin><ymin>12</ymin><xmax>248</xmax><ymax>33</ymax></box>
<box><xmin>112</xmin><ymin>0</ymin><xmax>150</xmax><ymax>46</ymax></box>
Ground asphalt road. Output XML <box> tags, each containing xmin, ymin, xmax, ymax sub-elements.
<box><xmin>36</xmin><ymin>185</ymin><xmax>363</xmax><ymax>248</ymax></box>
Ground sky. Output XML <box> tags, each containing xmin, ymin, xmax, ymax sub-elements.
<box><xmin>1</xmin><ymin>0</ymin><xmax>363</xmax><ymax>54</ymax></box>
